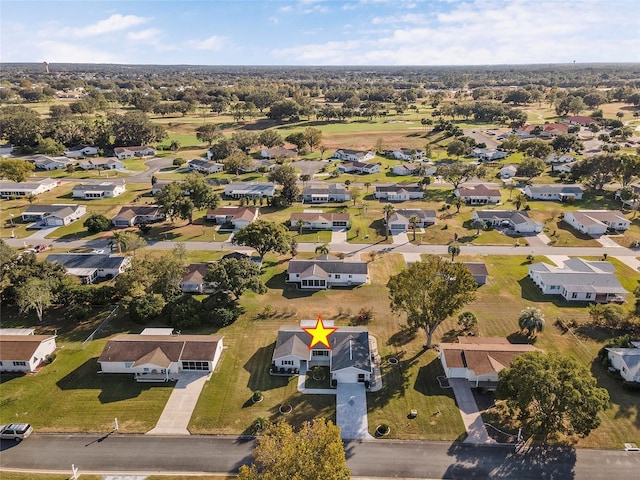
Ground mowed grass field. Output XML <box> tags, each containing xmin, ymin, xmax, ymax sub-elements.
<box><xmin>0</xmin><ymin>249</ymin><xmax>638</xmax><ymax>446</ymax></box>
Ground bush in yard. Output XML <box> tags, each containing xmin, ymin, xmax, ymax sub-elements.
<box><xmin>84</xmin><ymin>213</ymin><xmax>111</xmax><ymax>233</ymax></box>
<box><xmin>164</xmin><ymin>295</ymin><xmax>204</xmax><ymax>329</ymax></box>
<box><xmin>173</xmin><ymin>157</ymin><xmax>186</xmax><ymax>167</ymax></box>
<box><xmin>458</xmin><ymin>311</ymin><xmax>478</xmax><ymax>334</ymax></box>
<box><xmin>351</xmin><ymin>307</ymin><xmax>374</xmax><ymax>325</ymax></box>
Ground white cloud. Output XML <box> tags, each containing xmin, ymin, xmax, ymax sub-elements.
<box><xmin>186</xmin><ymin>35</ymin><xmax>226</xmax><ymax>51</ymax></box>
<box><xmin>34</xmin><ymin>40</ymin><xmax>122</xmax><ymax>63</ymax></box>
<box><xmin>62</xmin><ymin>14</ymin><xmax>150</xmax><ymax>38</ymax></box>
<box><xmin>127</xmin><ymin>28</ymin><xmax>162</xmax><ymax>44</ymax></box>
<box><xmin>274</xmin><ymin>0</ymin><xmax>640</xmax><ymax>65</ymax></box>
<box><xmin>279</xmin><ymin>5</ymin><xmax>293</xmax><ymax>12</ymax></box>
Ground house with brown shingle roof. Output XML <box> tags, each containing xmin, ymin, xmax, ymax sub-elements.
<box><xmin>98</xmin><ymin>333</ymin><xmax>224</xmax><ymax>381</ymax></box>
<box><xmin>439</xmin><ymin>337</ymin><xmax>539</xmax><ymax>385</ymax></box>
<box><xmin>112</xmin><ymin>205</ymin><xmax>165</xmax><ymax>227</ymax></box>
<box><xmin>0</xmin><ymin>329</ymin><xmax>57</xmax><ymax>373</ymax></box>
<box><xmin>180</xmin><ymin>263</ymin><xmax>214</xmax><ymax>293</ymax></box>
<box><xmin>289</xmin><ymin>211</ymin><xmax>350</xmax><ymax>230</ymax></box>
<box><xmin>205</xmin><ymin>206</ymin><xmax>258</xmax><ymax>228</ymax></box>
<box><xmin>454</xmin><ymin>184</ymin><xmax>501</xmax><ymax>205</ymax></box>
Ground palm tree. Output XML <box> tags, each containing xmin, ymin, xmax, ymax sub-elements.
<box><xmin>452</xmin><ymin>196</ymin><xmax>464</xmax><ymax>214</ymax></box>
<box><xmin>109</xmin><ymin>231</ymin><xmax>129</xmax><ymax>254</ymax></box>
<box><xmin>383</xmin><ymin>203</ymin><xmax>395</xmax><ymax>240</ymax></box>
<box><xmin>409</xmin><ymin>214</ymin><xmax>420</xmax><ymax>241</ymax></box>
<box><xmin>315</xmin><ymin>243</ymin><xmax>330</xmax><ymax>255</ymax></box>
<box><xmin>518</xmin><ymin>307</ymin><xmax>545</xmax><ymax>337</ymax></box>
<box><xmin>364</xmin><ymin>182</ymin><xmax>371</xmax><ymax>193</ymax></box>
<box><xmin>300</xmin><ymin>174</ymin><xmax>311</xmax><ymax>186</ymax></box>
<box><xmin>296</xmin><ymin>219</ymin><xmax>304</xmax><ymax>234</ymax></box>
<box><xmin>169</xmin><ymin>140</ymin><xmax>181</xmax><ymax>152</ymax></box>
<box><xmin>448</xmin><ymin>242</ymin><xmax>460</xmax><ymax>262</ymax></box>
<box><xmin>513</xmin><ymin>192</ymin><xmax>527</xmax><ymax>211</ymax></box>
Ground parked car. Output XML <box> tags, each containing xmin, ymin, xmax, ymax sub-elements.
<box><xmin>36</xmin><ymin>244</ymin><xmax>48</xmax><ymax>252</ymax></box>
<box><xmin>0</xmin><ymin>423</ymin><xmax>33</xmax><ymax>441</ymax></box>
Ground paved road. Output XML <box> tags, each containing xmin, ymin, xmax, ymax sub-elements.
<box><xmin>1</xmin><ymin>435</ymin><xmax>638</xmax><ymax>479</ymax></box>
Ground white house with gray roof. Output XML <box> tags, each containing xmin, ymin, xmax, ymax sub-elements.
<box><xmin>33</xmin><ymin>156</ymin><xmax>71</xmax><ymax>171</ymax></box>
<box><xmin>563</xmin><ymin>210</ymin><xmax>630</xmax><ymax>236</ymax></box>
<box><xmin>528</xmin><ymin>258</ymin><xmax>627</xmax><ymax>303</ymax></box>
<box><xmin>188</xmin><ymin>159</ymin><xmax>224</xmax><ymax>173</ymax></box>
<box><xmin>63</xmin><ymin>144</ymin><xmax>98</xmax><ymax>158</ymax></box>
<box><xmin>392</xmin><ymin>148</ymin><xmax>426</xmax><ymax>161</ymax></box>
<box><xmin>46</xmin><ymin>253</ymin><xmax>131</xmax><ymax>284</ymax></box>
<box><xmin>301</xmin><ymin>183</ymin><xmax>351</xmax><ymax>203</ymax></box>
<box><xmin>271</xmin><ymin>320</ymin><xmax>372</xmax><ymax>385</ymax></box>
<box><xmin>287</xmin><ymin>254</ymin><xmax>368</xmax><ymax>289</ymax></box>
<box><xmin>473</xmin><ymin>210</ymin><xmax>542</xmax><ymax>234</ymax></box>
<box><xmin>606</xmin><ymin>342</ymin><xmax>640</xmax><ymax>383</ymax></box>
<box><xmin>524</xmin><ymin>184</ymin><xmax>584</xmax><ymax>201</ymax></box>
<box><xmin>0</xmin><ymin>178</ymin><xmax>59</xmax><ymax>198</ymax></box>
<box><xmin>387</xmin><ymin>209</ymin><xmax>436</xmax><ymax>231</ymax></box>
<box><xmin>21</xmin><ymin>204</ymin><xmax>87</xmax><ymax>226</ymax></box>
<box><xmin>78</xmin><ymin>158</ymin><xmax>123</xmax><ymax>170</ymax></box>
<box><xmin>332</xmin><ymin>149</ymin><xmax>375</xmax><ymax>162</ymax></box>
<box><xmin>72</xmin><ymin>181</ymin><xmax>126</xmax><ymax>199</ymax></box>
<box><xmin>224</xmin><ymin>182</ymin><xmax>275</xmax><ymax>199</ymax></box>
<box><xmin>374</xmin><ymin>184</ymin><xmax>424</xmax><ymax>201</ymax></box>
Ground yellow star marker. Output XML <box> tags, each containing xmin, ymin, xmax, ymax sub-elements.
<box><xmin>303</xmin><ymin>315</ymin><xmax>338</xmax><ymax>350</ymax></box>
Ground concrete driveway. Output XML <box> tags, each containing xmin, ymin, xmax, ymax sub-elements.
<box><xmin>147</xmin><ymin>371</ymin><xmax>210</xmax><ymax>435</ymax></box>
<box><xmin>336</xmin><ymin>383</ymin><xmax>372</xmax><ymax>440</ymax></box>
<box><xmin>448</xmin><ymin>378</ymin><xmax>493</xmax><ymax>444</ymax></box>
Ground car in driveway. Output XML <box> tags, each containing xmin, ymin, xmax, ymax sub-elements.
<box><xmin>0</xmin><ymin>423</ymin><xmax>33</xmax><ymax>441</ymax></box>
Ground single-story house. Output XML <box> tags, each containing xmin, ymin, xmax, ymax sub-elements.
<box><xmin>473</xmin><ymin>210</ymin><xmax>543</xmax><ymax>234</ymax></box>
<box><xmin>332</xmin><ymin>149</ymin><xmax>375</xmax><ymax>162</ymax></box>
<box><xmin>552</xmin><ymin>161</ymin><xmax>578</xmax><ymax>174</ymax></box>
<box><xmin>290</xmin><ymin>212</ymin><xmax>350</xmax><ymax>230</ymax></box>
<box><xmin>439</xmin><ymin>337</ymin><xmax>538</xmax><ymax>385</ymax></box>
<box><xmin>301</xmin><ymin>183</ymin><xmax>351</xmax><ymax>203</ymax></box>
<box><xmin>21</xmin><ymin>203</ymin><xmax>87</xmax><ymax>226</ymax></box>
<box><xmin>112</xmin><ymin>205</ymin><xmax>165</xmax><ymax>227</ymax></box>
<box><xmin>0</xmin><ymin>178</ymin><xmax>59</xmax><ymax>198</ymax></box>
<box><xmin>545</xmin><ymin>153</ymin><xmax>578</xmax><ymax>164</ymax></box>
<box><xmin>374</xmin><ymin>184</ymin><xmax>424</xmax><ymax>201</ymax></box>
<box><xmin>563</xmin><ymin>210</ymin><xmax>630</xmax><ymax>235</ymax></box>
<box><xmin>392</xmin><ymin>163</ymin><xmax>422</xmax><ymax>176</ymax></box>
<box><xmin>271</xmin><ymin>320</ymin><xmax>372</xmax><ymax>385</ymax></box>
<box><xmin>72</xmin><ymin>181</ymin><xmax>126</xmax><ymax>199</ymax></box>
<box><xmin>205</xmin><ymin>206</ymin><xmax>258</xmax><ymax>228</ymax></box>
<box><xmin>472</xmin><ymin>149</ymin><xmax>508</xmax><ymax>162</ymax></box>
<box><xmin>180</xmin><ymin>263</ymin><xmax>214</xmax><ymax>293</ymax></box>
<box><xmin>78</xmin><ymin>158</ymin><xmax>124</xmax><ymax>170</ymax></box>
<box><xmin>98</xmin><ymin>333</ymin><xmax>224</xmax><ymax>381</ymax></box>
<box><xmin>261</xmin><ymin>147</ymin><xmax>298</xmax><ymax>160</ymax></box>
<box><xmin>391</xmin><ymin>148</ymin><xmax>426</xmax><ymax>161</ymax></box>
<box><xmin>33</xmin><ymin>156</ymin><xmax>71</xmax><ymax>171</ymax></box>
<box><xmin>386</xmin><ymin>209</ymin><xmax>436</xmax><ymax>231</ymax></box>
<box><xmin>564</xmin><ymin>115</ymin><xmax>597</xmax><ymax>126</ymax></box>
<box><xmin>63</xmin><ymin>144</ymin><xmax>99</xmax><ymax>157</ymax></box>
<box><xmin>0</xmin><ymin>329</ymin><xmax>57</xmax><ymax>373</ymax></box>
<box><xmin>224</xmin><ymin>182</ymin><xmax>276</xmax><ymax>198</ymax></box>
<box><xmin>516</xmin><ymin>123</ymin><xmax>569</xmax><ymax>139</ymax></box>
<box><xmin>188</xmin><ymin>159</ymin><xmax>224</xmax><ymax>173</ymax></box>
<box><xmin>524</xmin><ymin>184</ymin><xmax>584</xmax><ymax>201</ymax></box>
<box><xmin>287</xmin><ymin>254</ymin><xmax>368</xmax><ymax>289</ymax></box>
<box><xmin>338</xmin><ymin>161</ymin><xmax>380</xmax><ymax>175</ymax></box>
<box><xmin>463</xmin><ymin>262</ymin><xmax>489</xmax><ymax>286</ymax></box>
<box><xmin>606</xmin><ymin>341</ymin><xmax>640</xmax><ymax>383</ymax></box>
<box><xmin>455</xmin><ymin>184</ymin><xmax>502</xmax><ymax>205</ymax></box>
<box><xmin>500</xmin><ymin>165</ymin><xmax>518</xmax><ymax>179</ymax></box>
<box><xmin>114</xmin><ymin>146</ymin><xmax>156</xmax><ymax>159</ymax></box>
<box><xmin>46</xmin><ymin>253</ymin><xmax>131</xmax><ymax>284</ymax></box>
<box><xmin>528</xmin><ymin>257</ymin><xmax>627</xmax><ymax>303</ymax></box>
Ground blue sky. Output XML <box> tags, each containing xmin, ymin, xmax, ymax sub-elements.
<box><xmin>2</xmin><ymin>0</ymin><xmax>639</xmax><ymax>65</ymax></box>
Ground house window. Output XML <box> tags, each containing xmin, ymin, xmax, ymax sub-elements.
<box><xmin>182</xmin><ymin>361</ymin><xmax>209</xmax><ymax>370</ymax></box>
<box><xmin>348</xmin><ymin>275</ymin><xmax>352</xmax><ymax>278</ymax></box>
<box><xmin>13</xmin><ymin>361</ymin><xmax>27</xmax><ymax>366</ymax></box>
<box><xmin>312</xmin><ymin>350</ymin><xmax>329</xmax><ymax>357</ymax></box>
<box><xmin>282</xmin><ymin>360</ymin><xmax>294</xmax><ymax>366</ymax></box>
<box><xmin>571</xmin><ymin>292</ymin><xmax>578</xmax><ymax>299</ymax></box>
<box><xmin>586</xmin><ymin>293</ymin><xmax>592</xmax><ymax>299</ymax></box>
<box><xmin>358</xmin><ymin>374</ymin><xmax>365</xmax><ymax>382</ymax></box>
<box><xmin>335</xmin><ymin>274</ymin><xmax>341</xmax><ymax>279</ymax></box>
<box><xmin>124</xmin><ymin>362</ymin><xmax>134</xmax><ymax>368</ymax></box>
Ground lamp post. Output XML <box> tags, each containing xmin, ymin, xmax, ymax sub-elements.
<box><xmin>9</xmin><ymin>214</ymin><xmax>14</xmax><ymax>226</ymax></box>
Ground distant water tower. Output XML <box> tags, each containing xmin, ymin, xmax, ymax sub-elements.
<box><xmin>43</xmin><ymin>61</ymin><xmax>50</xmax><ymax>74</ymax></box>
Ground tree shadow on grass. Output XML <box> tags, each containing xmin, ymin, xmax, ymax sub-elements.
<box><xmin>413</xmin><ymin>356</ymin><xmax>455</xmax><ymax>401</ymax></box>
<box><xmin>506</xmin><ymin>331</ymin><xmax>537</xmax><ymax>345</ymax></box>
<box><xmin>444</xmin><ymin>443</ymin><xmax>576</xmax><ymax>479</ymax></box>
<box><xmin>368</xmin><ymin>348</ymin><xmax>427</xmax><ymax>411</ymax></box>
<box><xmin>387</xmin><ymin>324</ymin><xmax>417</xmax><ymax>346</ymax></box>
<box><xmin>590</xmin><ymin>358</ymin><xmax>640</xmax><ymax>428</ymax></box>
<box><xmin>267</xmin><ymin>393</ymin><xmax>336</xmax><ymax>426</ymax></box>
<box><xmin>56</xmin><ymin>358</ymin><xmax>172</xmax><ymax>403</ymax></box>
<box><xmin>243</xmin><ymin>342</ymin><xmax>291</xmax><ymax>392</ymax></box>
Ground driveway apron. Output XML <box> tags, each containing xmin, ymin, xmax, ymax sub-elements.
<box><xmin>448</xmin><ymin>378</ymin><xmax>493</xmax><ymax>444</ymax></box>
<box><xmin>147</xmin><ymin>371</ymin><xmax>210</xmax><ymax>435</ymax></box>
<box><xmin>336</xmin><ymin>383</ymin><xmax>372</xmax><ymax>440</ymax></box>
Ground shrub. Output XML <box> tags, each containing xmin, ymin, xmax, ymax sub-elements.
<box><xmin>83</xmin><ymin>214</ymin><xmax>111</xmax><ymax>233</ymax></box>
<box><xmin>173</xmin><ymin>157</ymin><xmax>186</xmax><ymax>167</ymax></box>
<box><xmin>130</xmin><ymin>294</ymin><xmax>165</xmax><ymax>324</ymax></box>
<box><xmin>351</xmin><ymin>307</ymin><xmax>374</xmax><ymax>326</ymax></box>
<box><xmin>164</xmin><ymin>295</ymin><xmax>204</xmax><ymax>329</ymax></box>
